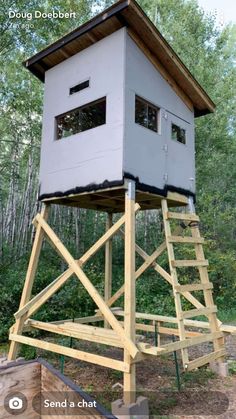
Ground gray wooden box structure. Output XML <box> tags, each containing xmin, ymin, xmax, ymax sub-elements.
<box><xmin>25</xmin><ymin>0</ymin><xmax>215</xmax><ymax>211</ymax></box>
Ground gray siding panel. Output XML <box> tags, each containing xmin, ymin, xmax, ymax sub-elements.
<box><xmin>39</xmin><ymin>29</ymin><xmax>126</xmax><ymax>197</ymax></box>
<box><xmin>123</xmin><ymin>33</ymin><xmax>195</xmax><ymax>194</ymax></box>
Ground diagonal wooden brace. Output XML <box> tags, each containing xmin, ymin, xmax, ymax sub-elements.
<box><xmin>15</xmin><ymin>204</ymin><xmax>141</xmax><ymax>321</ymax></box>
<box><xmin>32</xmin><ymin>214</ymin><xmax>139</xmax><ymax>359</ymax></box>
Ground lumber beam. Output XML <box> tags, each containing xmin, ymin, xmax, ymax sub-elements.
<box><xmin>104</xmin><ymin>213</ymin><xmax>113</xmax><ymax>328</ymax></box>
<box><xmin>123</xmin><ymin>179</ymin><xmax>136</xmax><ymax>405</ymax></box>
<box><xmin>9</xmin><ymin>333</ymin><xmax>129</xmax><ymax>372</ymax></box>
<box><xmin>111</xmin><ymin>310</ymin><xmax>233</xmax><ymax>334</ymax></box>
<box><xmin>26</xmin><ymin>319</ymin><xmax>124</xmax><ymax>348</ymax></box>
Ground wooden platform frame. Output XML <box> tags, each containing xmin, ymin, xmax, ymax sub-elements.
<box><xmin>8</xmin><ymin>181</ymin><xmax>229</xmax><ymax>406</ymax></box>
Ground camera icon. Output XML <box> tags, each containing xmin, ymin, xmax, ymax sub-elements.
<box><xmin>9</xmin><ymin>397</ymin><xmax>23</xmax><ymax>410</ymax></box>
<box><xmin>4</xmin><ymin>392</ymin><xmax>27</xmax><ymax>415</ymax></box>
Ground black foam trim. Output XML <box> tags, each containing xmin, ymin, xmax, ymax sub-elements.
<box><xmin>39</xmin><ymin>174</ymin><xmax>195</xmax><ymax>203</ymax></box>
<box><xmin>123</xmin><ymin>172</ymin><xmax>196</xmax><ymax>202</ymax></box>
<box><xmin>39</xmin><ymin>178</ymin><xmax>124</xmax><ymax>201</ymax></box>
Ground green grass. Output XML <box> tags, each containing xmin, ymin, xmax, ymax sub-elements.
<box><xmin>181</xmin><ymin>368</ymin><xmax>216</xmax><ymax>387</ymax></box>
<box><xmin>228</xmin><ymin>361</ymin><xmax>236</xmax><ymax>375</ymax></box>
<box><xmin>0</xmin><ymin>342</ymin><xmax>9</xmax><ymax>356</ymax></box>
<box><xmin>217</xmin><ymin>308</ymin><xmax>236</xmax><ymax>324</ymax></box>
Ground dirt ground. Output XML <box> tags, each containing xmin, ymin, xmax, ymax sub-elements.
<box><xmin>34</xmin><ymin>332</ymin><xmax>236</xmax><ymax>418</ymax></box>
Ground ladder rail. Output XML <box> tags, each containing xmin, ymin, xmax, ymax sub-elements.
<box><xmin>162</xmin><ymin>197</ymin><xmax>225</xmax><ymax>369</ymax></box>
<box><xmin>190</xmin><ymin>223</ymin><xmax>225</xmax><ymax>358</ymax></box>
<box><xmin>161</xmin><ymin>199</ymin><xmax>189</xmax><ymax>366</ymax></box>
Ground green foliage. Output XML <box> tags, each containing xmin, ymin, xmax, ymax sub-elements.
<box><xmin>181</xmin><ymin>368</ymin><xmax>216</xmax><ymax>387</ymax></box>
<box><xmin>0</xmin><ymin>0</ymin><xmax>236</xmax><ymax>343</ymax></box>
<box><xmin>19</xmin><ymin>344</ymin><xmax>37</xmax><ymax>360</ymax></box>
<box><xmin>228</xmin><ymin>361</ymin><xmax>236</xmax><ymax>375</ymax></box>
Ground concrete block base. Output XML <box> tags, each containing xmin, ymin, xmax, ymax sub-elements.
<box><xmin>111</xmin><ymin>396</ymin><xmax>149</xmax><ymax>418</ymax></box>
<box><xmin>209</xmin><ymin>361</ymin><xmax>229</xmax><ymax>377</ymax></box>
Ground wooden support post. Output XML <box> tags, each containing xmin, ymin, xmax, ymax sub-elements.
<box><xmin>104</xmin><ymin>213</ymin><xmax>112</xmax><ymax>328</ymax></box>
<box><xmin>123</xmin><ymin>180</ymin><xmax>136</xmax><ymax>405</ymax></box>
<box><xmin>8</xmin><ymin>205</ymin><xmax>50</xmax><ymax>360</ymax></box>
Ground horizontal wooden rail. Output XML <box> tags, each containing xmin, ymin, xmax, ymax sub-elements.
<box><xmin>111</xmin><ymin>310</ymin><xmax>231</xmax><ymax>332</ymax></box>
<box><xmin>51</xmin><ymin>315</ymin><xmax>104</xmax><ymax>325</ymax></box>
<box><xmin>27</xmin><ymin>319</ymin><xmax>124</xmax><ymax>348</ymax></box>
<box><xmin>118</xmin><ymin>320</ymin><xmax>202</xmax><ymax>338</ymax></box>
<box><xmin>9</xmin><ymin>333</ymin><xmax>130</xmax><ymax>372</ymax></box>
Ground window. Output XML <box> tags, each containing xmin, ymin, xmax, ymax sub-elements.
<box><xmin>56</xmin><ymin>97</ymin><xmax>106</xmax><ymax>140</ymax></box>
<box><xmin>171</xmin><ymin>123</ymin><xmax>186</xmax><ymax>144</ymax></box>
<box><xmin>69</xmin><ymin>79</ymin><xmax>89</xmax><ymax>95</ymax></box>
<box><xmin>135</xmin><ymin>96</ymin><xmax>159</xmax><ymax>133</ymax></box>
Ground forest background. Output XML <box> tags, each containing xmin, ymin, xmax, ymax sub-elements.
<box><xmin>0</xmin><ymin>0</ymin><xmax>236</xmax><ymax>344</ymax></box>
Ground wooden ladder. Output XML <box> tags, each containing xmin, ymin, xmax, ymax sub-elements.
<box><xmin>161</xmin><ymin>199</ymin><xmax>226</xmax><ymax>370</ymax></box>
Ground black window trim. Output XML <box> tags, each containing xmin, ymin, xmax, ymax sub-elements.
<box><xmin>55</xmin><ymin>96</ymin><xmax>106</xmax><ymax>140</ymax></box>
<box><xmin>69</xmin><ymin>78</ymin><xmax>90</xmax><ymax>96</ymax></box>
<box><xmin>171</xmin><ymin>121</ymin><xmax>187</xmax><ymax>145</ymax></box>
<box><xmin>135</xmin><ymin>94</ymin><xmax>160</xmax><ymax>134</ymax></box>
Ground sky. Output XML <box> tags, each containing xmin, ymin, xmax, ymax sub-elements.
<box><xmin>197</xmin><ymin>0</ymin><xmax>236</xmax><ymax>25</ymax></box>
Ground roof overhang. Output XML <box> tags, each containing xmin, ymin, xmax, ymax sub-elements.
<box><xmin>24</xmin><ymin>0</ymin><xmax>215</xmax><ymax>117</ymax></box>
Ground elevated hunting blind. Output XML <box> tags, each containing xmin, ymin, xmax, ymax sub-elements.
<box><xmin>9</xmin><ymin>0</ymin><xmax>228</xmax><ymax>415</ymax></box>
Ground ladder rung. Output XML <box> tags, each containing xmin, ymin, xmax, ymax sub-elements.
<box><xmin>168</xmin><ymin>236</ymin><xmax>204</xmax><ymax>244</ymax></box>
<box><xmin>180</xmin><ymin>306</ymin><xmax>217</xmax><ymax>320</ymax></box>
<box><xmin>166</xmin><ymin>212</ymin><xmax>199</xmax><ymax>222</ymax></box>
<box><xmin>186</xmin><ymin>348</ymin><xmax>226</xmax><ymax>371</ymax></box>
<box><xmin>175</xmin><ymin>283</ymin><xmax>213</xmax><ymax>293</ymax></box>
<box><xmin>172</xmin><ymin>260</ymin><xmax>209</xmax><ymax>268</ymax></box>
